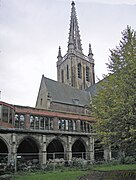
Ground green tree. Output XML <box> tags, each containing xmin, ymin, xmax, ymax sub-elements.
<box><xmin>92</xmin><ymin>26</ymin><xmax>136</xmax><ymax>156</ymax></box>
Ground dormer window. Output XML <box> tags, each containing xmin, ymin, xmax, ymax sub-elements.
<box><xmin>72</xmin><ymin>99</ymin><xmax>79</xmax><ymax>105</ymax></box>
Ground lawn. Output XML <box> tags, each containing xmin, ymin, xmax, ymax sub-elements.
<box><xmin>12</xmin><ymin>164</ymin><xmax>136</xmax><ymax>180</ymax></box>
<box><xmin>12</xmin><ymin>170</ymin><xmax>88</xmax><ymax>180</ymax></box>
<box><xmin>92</xmin><ymin>164</ymin><xmax>136</xmax><ymax>171</ymax></box>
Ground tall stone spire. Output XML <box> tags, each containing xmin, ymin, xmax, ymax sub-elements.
<box><xmin>68</xmin><ymin>1</ymin><xmax>83</xmax><ymax>53</ymax></box>
<box><xmin>57</xmin><ymin>1</ymin><xmax>95</xmax><ymax>89</ymax></box>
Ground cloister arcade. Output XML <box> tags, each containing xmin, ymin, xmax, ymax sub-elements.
<box><xmin>0</xmin><ymin>101</ymin><xmax>112</xmax><ymax>169</ymax></box>
<box><xmin>0</xmin><ymin>134</ymin><xmax>94</xmax><ymax>168</ymax></box>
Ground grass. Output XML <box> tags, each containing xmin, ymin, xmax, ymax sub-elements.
<box><xmin>12</xmin><ymin>170</ymin><xmax>88</xmax><ymax>180</ymax></box>
<box><xmin>92</xmin><ymin>164</ymin><xmax>136</xmax><ymax>171</ymax></box>
<box><xmin>11</xmin><ymin>164</ymin><xmax>136</xmax><ymax>180</ymax></box>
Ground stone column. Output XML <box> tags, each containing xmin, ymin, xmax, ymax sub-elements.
<box><xmin>42</xmin><ymin>135</ymin><xmax>47</xmax><ymax>167</ymax></box>
<box><xmin>104</xmin><ymin>146</ymin><xmax>111</xmax><ymax>162</ymax></box>
<box><xmin>25</xmin><ymin>114</ymin><xmax>30</xmax><ymax>129</ymax></box>
<box><xmin>88</xmin><ymin>136</ymin><xmax>94</xmax><ymax>163</ymax></box>
<box><xmin>53</xmin><ymin>117</ymin><xmax>58</xmax><ymax>131</ymax></box>
<box><xmin>10</xmin><ymin>133</ymin><xmax>17</xmax><ymax>173</ymax></box>
<box><xmin>76</xmin><ymin>120</ymin><xmax>80</xmax><ymax>132</ymax></box>
<box><xmin>67</xmin><ymin>136</ymin><xmax>72</xmax><ymax>161</ymax></box>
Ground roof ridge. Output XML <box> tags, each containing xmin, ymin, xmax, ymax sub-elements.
<box><xmin>44</xmin><ymin>76</ymin><xmax>89</xmax><ymax>94</ymax></box>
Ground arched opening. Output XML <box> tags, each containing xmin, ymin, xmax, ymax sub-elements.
<box><xmin>94</xmin><ymin>140</ymin><xmax>104</xmax><ymax>161</ymax></box>
<box><xmin>61</xmin><ymin>69</ymin><xmax>64</xmax><ymax>83</ymax></box>
<box><xmin>67</xmin><ymin>65</ymin><xmax>69</xmax><ymax>79</ymax></box>
<box><xmin>17</xmin><ymin>137</ymin><xmax>39</xmax><ymax>164</ymax></box>
<box><xmin>111</xmin><ymin>146</ymin><xmax>119</xmax><ymax>159</ymax></box>
<box><xmin>86</xmin><ymin>66</ymin><xmax>89</xmax><ymax>81</ymax></box>
<box><xmin>0</xmin><ymin>138</ymin><xmax>8</xmax><ymax>164</ymax></box>
<box><xmin>47</xmin><ymin>139</ymin><xmax>64</xmax><ymax>160</ymax></box>
<box><xmin>72</xmin><ymin>139</ymin><xmax>86</xmax><ymax>159</ymax></box>
<box><xmin>78</xmin><ymin>63</ymin><xmax>82</xmax><ymax>78</ymax></box>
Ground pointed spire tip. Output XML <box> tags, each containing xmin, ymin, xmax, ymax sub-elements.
<box><xmin>68</xmin><ymin>1</ymin><xmax>83</xmax><ymax>53</ymax></box>
<box><xmin>57</xmin><ymin>46</ymin><xmax>62</xmax><ymax>59</ymax></box>
<box><xmin>71</xmin><ymin>1</ymin><xmax>75</xmax><ymax>6</ymax></box>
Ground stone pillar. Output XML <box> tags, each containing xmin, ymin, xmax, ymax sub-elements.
<box><xmin>76</xmin><ymin>120</ymin><xmax>80</xmax><ymax>132</ymax></box>
<box><xmin>10</xmin><ymin>133</ymin><xmax>17</xmax><ymax>173</ymax></box>
<box><xmin>67</xmin><ymin>136</ymin><xmax>72</xmax><ymax>161</ymax></box>
<box><xmin>88</xmin><ymin>136</ymin><xmax>94</xmax><ymax>163</ymax></box>
<box><xmin>8</xmin><ymin>149</ymin><xmax>11</xmax><ymax>165</ymax></box>
<box><xmin>25</xmin><ymin>114</ymin><xmax>30</xmax><ymax>129</ymax></box>
<box><xmin>53</xmin><ymin>117</ymin><xmax>58</xmax><ymax>131</ymax></box>
<box><xmin>104</xmin><ymin>146</ymin><xmax>111</xmax><ymax>162</ymax></box>
<box><xmin>42</xmin><ymin>135</ymin><xmax>47</xmax><ymax>167</ymax></box>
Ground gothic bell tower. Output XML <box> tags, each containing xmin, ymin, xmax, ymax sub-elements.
<box><xmin>57</xmin><ymin>1</ymin><xmax>95</xmax><ymax>90</ymax></box>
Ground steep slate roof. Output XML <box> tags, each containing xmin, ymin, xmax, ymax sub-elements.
<box><xmin>85</xmin><ymin>78</ymin><xmax>107</xmax><ymax>96</ymax></box>
<box><xmin>43</xmin><ymin>77</ymin><xmax>90</xmax><ymax>106</ymax></box>
<box><xmin>85</xmin><ymin>83</ymin><xmax>98</xmax><ymax>96</ymax></box>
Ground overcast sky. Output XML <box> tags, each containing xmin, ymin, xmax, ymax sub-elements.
<box><xmin>0</xmin><ymin>0</ymin><xmax>136</xmax><ymax>107</ymax></box>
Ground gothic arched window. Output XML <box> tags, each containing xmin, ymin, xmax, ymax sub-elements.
<box><xmin>78</xmin><ymin>63</ymin><xmax>82</xmax><ymax>78</ymax></box>
<box><xmin>86</xmin><ymin>66</ymin><xmax>89</xmax><ymax>81</ymax></box>
<box><xmin>67</xmin><ymin>65</ymin><xmax>69</xmax><ymax>79</ymax></box>
<box><xmin>61</xmin><ymin>69</ymin><xmax>64</xmax><ymax>83</ymax></box>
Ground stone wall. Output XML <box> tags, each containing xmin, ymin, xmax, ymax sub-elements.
<box><xmin>50</xmin><ymin>101</ymin><xmax>86</xmax><ymax>114</ymax></box>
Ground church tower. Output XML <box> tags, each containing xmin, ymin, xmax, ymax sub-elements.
<box><xmin>57</xmin><ymin>1</ymin><xmax>95</xmax><ymax>90</ymax></box>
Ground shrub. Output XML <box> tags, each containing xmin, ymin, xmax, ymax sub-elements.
<box><xmin>70</xmin><ymin>158</ymin><xmax>88</xmax><ymax>169</ymax></box>
<box><xmin>109</xmin><ymin>159</ymin><xmax>120</xmax><ymax>165</ymax></box>
<box><xmin>119</xmin><ymin>156</ymin><xmax>136</xmax><ymax>164</ymax></box>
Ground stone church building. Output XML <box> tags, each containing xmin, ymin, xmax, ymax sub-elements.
<box><xmin>0</xmin><ymin>1</ymin><xmax>111</xmax><ymax>170</ymax></box>
<box><xmin>36</xmin><ymin>1</ymin><xmax>95</xmax><ymax>115</ymax></box>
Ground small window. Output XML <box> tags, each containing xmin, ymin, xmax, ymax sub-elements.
<box><xmin>19</xmin><ymin>114</ymin><xmax>25</xmax><ymax>129</ymax></box>
<box><xmin>40</xmin><ymin>117</ymin><xmax>44</xmax><ymax>130</ymax></box>
<box><xmin>78</xmin><ymin>63</ymin><xmax>82</xmax><ymax>78</ymax></box>
<box><xmin>2</xmin><ymin>106</ymin><xmax>9</xmax><ymax>122</ymax></box>
<box><xmin>45</xmin><ymin>117</ymin><xmax>49</xmax><ymax>130</ymax></box>
<box><xmin>9</xmin><ymin>108</ymin><xmax>13</xmax><ymax>125</ymax></box>
<box><xmin>15</xmin><ymin>114</ymin><xmax>19</xmax><ymax>128</ymax></box>
<box><xmin>35</xmin><ymin>116</ymin><xmax>39</xmax><ymax>129</ymax></box>
<box><xmin>72</xmin><ymin>99</ymin><xmax>79</xmax><ymax>105</ymax></box>
<box><xmin>61</xmin><ymin>69</ymin><xmax>64</xmax><ymax>83</ymax></box>
<box><xmin>30</xmin><ymin>116</ymin><xmax>34</xmax><ymax>129</ymax></box>
<box><xmin>40</xmin><ymin>98</ymin><xmax>42</xmax><ymax>105</ymax></box>
<box><xmin>67</xmin><ymin>65</ymin><xmax>69</xmax><ymax>79</ymax></box>
<box><xmin>86</xmin><ymin>66</ymin><xmax>89</xmax><ymax>81</ymax></box>
<box><xmin>20</xmin><ymin>115</ymin><xmax>25</xmax><ymax>121</ymax></box>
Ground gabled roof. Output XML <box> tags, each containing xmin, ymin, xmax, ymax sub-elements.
<box><xmin>43</xmin><ymin>77</ymin><xmax>90</xmax><ymax>107</ymax></box>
